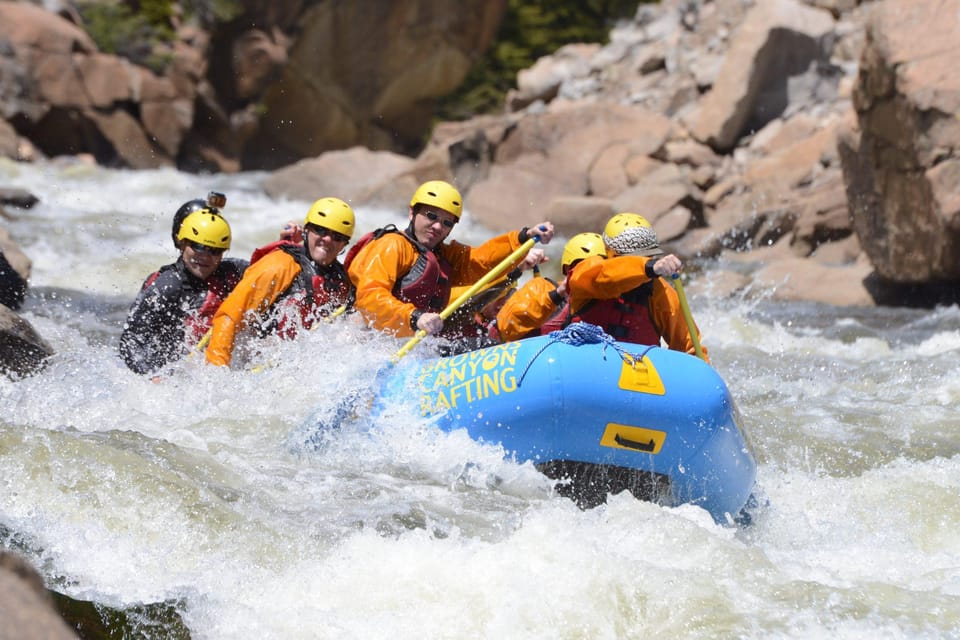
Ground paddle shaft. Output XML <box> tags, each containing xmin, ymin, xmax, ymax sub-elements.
<box><xmin>391</xmin><ymin>237</ymin><xmax>538</xmax><ymax>363</ymax></box>
<box><xmin>671</xmin><ymin>274</ymin><xmax>706</xmax><ymax>362</ymax></box>
<box><xmin>186</xmin><ymin>329</ymin><xmax>212</xmax><ymax>360</ymax></box>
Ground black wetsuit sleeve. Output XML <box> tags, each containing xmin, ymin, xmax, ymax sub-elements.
<box><xmin>118</xmin><ymin>268</ymin><xmax>186</xmax><ymax>375</ymax></box>
<box><xmin>221</xmin><ymin>258</ymin><xmax>249</xmax><ymax>282</ymax></box>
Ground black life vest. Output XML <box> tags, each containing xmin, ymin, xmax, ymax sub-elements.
<box><xmin>142</xmin><ymin>261</ymin><xmax>241</xmax><ymax>344</ymax></box>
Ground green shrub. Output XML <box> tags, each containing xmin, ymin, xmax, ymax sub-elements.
<box><xmin>76</xmin><ymin>0</ymin><xmax>175</xmax><ymax>73</ymax></box>
<box><xmin>434</xmin><ymin>0</ymin><xmax>650</xmax><ymax>121</ymax></box>
<box><xmin>178</xmin><ymin>0</ymin><xmax>244</xmax><ymax>25</ymax></box>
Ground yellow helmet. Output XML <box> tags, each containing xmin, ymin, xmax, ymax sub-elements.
<box><xmin>172</xmin><ymin>198</ymin><xmax>207</xmax><ymax>248</ymax></box>
<box><xmin>561</xmin><ymin>232</ymin><xmax>606</xmax><ymax>270</ymax></box>
<box><xmin>177</xmin><ymin>210</ymin><xmax>231</xmax><ymax>250</ymax></box>
<box><xmin>304</xmin><ymin>197</ymin><xmax>355</xmax><ymax>240</ymax></box>
<box><xmin>602</xmin><ymin>213</ymin><xmax>662</xmax><ymax>257</ymax></box>
<box><xmin>409</xmin><ymin>180</ymin><xmax>463</xmax><ymax>219</ymax></box>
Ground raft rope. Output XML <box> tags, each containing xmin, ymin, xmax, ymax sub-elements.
<box><xmin>516</xmin><ymin>322</ymin><xmax>657</xmax><ymax>387</ymax></box>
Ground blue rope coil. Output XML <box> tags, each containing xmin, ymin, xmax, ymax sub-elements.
<box><xmin>516</xmin><ymin>322</ymin><xmax>656</xmax><ymax>387</ymax></box>
<box><xmin>548</xmin><ymin>321</ymin><xmax>614</xmax><ymax>347</ymax></box>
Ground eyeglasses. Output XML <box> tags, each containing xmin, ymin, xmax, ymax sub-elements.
<box><xmin>421</xmin><ymin>211</ymin><xmax>456</xmax><ymax>229</ymax></box>
<box><xmin>308</xmin><ymin>225</ymin><xmax>350</xmax><ymax>243</ymax></box>
<box><xmin>187</xmin><ymin>241</ymin><xmax>225</xmax><ymax>256</ymax></box>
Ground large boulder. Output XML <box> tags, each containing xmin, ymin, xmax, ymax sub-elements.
<box><xmin>685</xmin><ymin>0</ymin><xmax>837</xmax><ymax>152</ymax></box>
<box><xmin>465</xmin><ymin>102</ymin><xmax>673</xmax><ymax>232</ymax></box>
<box><xmin>0</xmin><ymin>225</ymin><xmax>30</xmax><ymax>310</ymax></box>
<box><xmin>0</xmin><ymin>2</ymin><xmax>188</xmax><ymax>168</ymax></box>
<box><xmin>0</xmin><ymin>0</ymin><xmax>508</xmax><ymax>171</ymax></box>
<box><xmin>240</xmin><ymin>0</ymin><xmax>508</xmax><ymax>169</ymax></box>
<box><xmin>839</xmin><ymin>0</ymin><xmax>960</xmax><ymax>283</ymax></box>
<box><xmin>0</xmin><ymin>303</ymin><xmax>53</xmax><ymax>377</ymax></box>
<box><xmin>0</xmin><ymin>552</ymin><xmax>78</xmax><ymax>639</ymax></box>
<box><xmin>0</xmin><ymin>249</ymin><xmax>27</xmax><ymax>310</ymax></box>
<box><xmin>262</xmin><ymin>146</ymin><xmax>417</xmax><ymax>212</ymax></box>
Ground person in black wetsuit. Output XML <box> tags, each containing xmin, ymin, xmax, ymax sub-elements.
<box><xmin>119</xmin><ymin>205</ymin><xmax>247</xmax><ymax>375</ymax></box>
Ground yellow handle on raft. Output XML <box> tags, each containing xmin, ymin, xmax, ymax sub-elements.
<box><xmin>390</xmin><ymin>237</ymin><xmax>538</xmax><ymax>364</ymax></box>
<box><xmin>672</xmin><ymin>274</ymin><xmax>706</xmax><ymax>362</ymax></box>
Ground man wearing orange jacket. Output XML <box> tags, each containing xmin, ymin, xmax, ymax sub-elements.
<box><xmin>205</xmin><ymin>197</ymin><xmax>356</xmax><ymax>367</ymax></box>
<box><xmin>565</xmin><ymin>213</ymin><xmax>708</xmax><ymax>361</ymax></box>
<box><xmin>344</xmin><ymin>180</ymin><xmax>554</xmax><ymax>348</ymax></box>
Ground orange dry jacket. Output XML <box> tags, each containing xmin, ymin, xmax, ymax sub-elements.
<box><xmin>494</xmin><ymin>277</ymin><xmax>562</xmax><ymax>342</ymax></box>
<box><xmin>347</xmin><ymin>230</ymin><xmax>526</xmax><ymax>337</ymax></box>
<box><xmin>205</xmin><ymin>250</ymin><xmax>303</xmax><ymax>366</ymax></box>
<box><xmin>567</xmin><ymin>255</ymin><xmax>708</xmax><ymax>361</ymax></box>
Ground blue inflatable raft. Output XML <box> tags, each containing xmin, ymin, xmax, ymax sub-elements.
<box><xmin>375</xmin><ymin>325</ymin><xmax>758</xmax><ymax>524</ymax></box>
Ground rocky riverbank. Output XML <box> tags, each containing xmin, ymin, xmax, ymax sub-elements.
<box><xmin>259</xmin><ymin>0</ymin><xmax>960</xmax><ymax>309</ymax></box>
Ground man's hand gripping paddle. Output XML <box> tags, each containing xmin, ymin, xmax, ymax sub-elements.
<box><xmin>390</xmin><ymin>234</ymin><xmax>541</xmax><ymax>364</ymax></box>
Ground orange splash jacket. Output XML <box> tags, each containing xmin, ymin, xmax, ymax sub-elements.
<box><xmin>565</xmin><ymin>255</ymin><xmax>708</xmax><ymax>361</ymax></box>
<box><xmin>346</xmin><ymin>229</ymin><xmax>528</xmax><ymax>338</ymax></box>
<box><xmin>205</xmin><ymin>244</ymin><xmax>352</xmax><ymax>366</ymax></box>
<box><xmin>493</xmin><ymin>277</ymin><xmax>564</xmax><ymax>342</ymax></box>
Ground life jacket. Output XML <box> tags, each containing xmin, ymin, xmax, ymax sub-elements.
<box><xmin>249</xmin><ymin>239</ymin><xmax>289</xmax><ymax>265</ymax></box>
<box><xmin>183</xmin><ymin>278</ymin><xmax>233</xmax><ymax>344</ymax></box>
<box><xmin>569</xmin><ymin>281</ymin><xmax>661</xmax><ymax>345</ymax></box>
<box><xmin>344</xmin><ymin>225</ymin><xmax>452</xmax><ymax>314</ymax></box>
<box><xmin>537</xmin><ymin>301</ymin><xmax>571</xmax><ymax>336</ymax></box>
<box><xmin>274</xmin><ymin>243</ymin><xmax>353</xmax><ymax>335</ymax></box>
<box><xmin>140</xmin><ymin>267</ymin><xmax>165</xmax><ymax>290</ymax></box>
<box><xmin>142</xmin><ymin>262</ymin><xmax>240</xmax><ymax>345</ymax></box>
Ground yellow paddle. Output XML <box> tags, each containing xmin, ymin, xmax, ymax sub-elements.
<box><xmin>671</xmin><ymin>274</ymin><xmax>706</xmax><ymax>362</ymax></box>
<box><xmin>193</xmin><ymin>329</ymin><xmax>211</xmax><ymax>354</ymax></box>
<box><xmin>390</xmin><ymin>237</ymin><xmax>538</xmax><ymax>364</ymax></box>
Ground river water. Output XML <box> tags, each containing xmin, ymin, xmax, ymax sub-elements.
<box><xmin>2</xmin><ymin>159</ymin><xmax>959</xmax><ymax>639</ymax></box>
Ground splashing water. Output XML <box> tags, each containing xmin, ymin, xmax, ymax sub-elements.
<box><xmin>2</xmin><ymin>161</ymin><xmax>960</xmax><ymax>639</ymax></box>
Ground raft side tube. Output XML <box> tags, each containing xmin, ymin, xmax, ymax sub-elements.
<box><xmin>374</xmin><ymin>335</ymin><xmax>757</xmax><ymax>521</ymax></box>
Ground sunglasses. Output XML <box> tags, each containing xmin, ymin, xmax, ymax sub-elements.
<box><xmin>421</xmin><ymin>211</ymin><xmax>456</xmax><ymax>229</ymax></box>
<box><xmin>308</xmin><ymin>225</ymin><xmax>350</xmax><ymax>243</ymax></box>
<box><xmin>187</xmin><ymin>241</ymin><xmax>225</xmax><ymax>256</ymax></box>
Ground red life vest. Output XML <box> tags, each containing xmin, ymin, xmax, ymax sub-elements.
<box><xmin>571</xmin><ymin>281</ymin><xmax>661</xmax><ymax>345</ymax></box>
<box><xmin>251</xmin><ymin>240</ymin><xmax>354</xmax><ymax>337</ymax></box>
<box><xmin>249</xmin><ymin>239</ymin><xmax>289</xmax><ymax>264</ymax></box>
<box><xmin>183</xmin><ymin>285</ymin><xmax>230</xmax><ymax>344</ymax></box>
<box><xmin>344</xmin><ymin>225</ymin><xmax>452</xmax><ymax>314</ymax></box>
<box><xmin>537</xmin><ymin>301</ymin><xmax>571</xmax><ymax>336</ymax></box>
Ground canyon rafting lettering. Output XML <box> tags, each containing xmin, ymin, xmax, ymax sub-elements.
<box><xmin>418</xmin><ymin>342</ymin><xmax>522</xmax><ymax>414</ymax></box>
